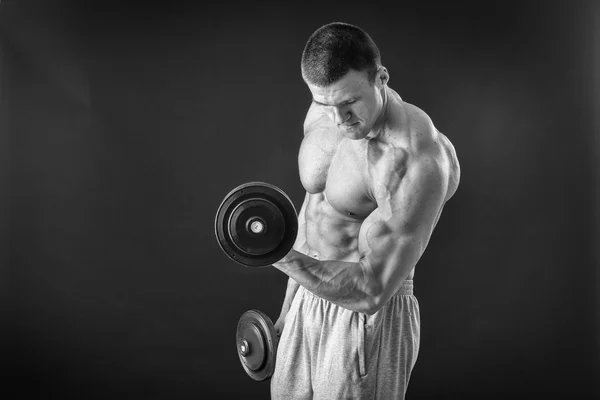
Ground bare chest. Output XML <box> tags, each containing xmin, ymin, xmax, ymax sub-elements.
<box><xmin>299</xmin><ymin>136</ymin><xmax>376</xmax><ymax>218</ymax></box>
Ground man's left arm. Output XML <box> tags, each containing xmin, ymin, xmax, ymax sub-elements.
<box><xmin>272</xmin><ymin>152</ymin><xmax>449</xmax><ymax>315</ymax></box>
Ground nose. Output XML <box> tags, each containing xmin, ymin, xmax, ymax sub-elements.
<box><xmin>329</xmin><ymin>106</ymin><xmax>351</xmax><ymax>125</ymax></box>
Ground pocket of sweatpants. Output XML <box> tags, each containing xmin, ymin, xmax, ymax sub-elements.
<box><xmin>357</xmin><ymin>313</ymin><xmax>368</xmax><ymax>377</ymax></box>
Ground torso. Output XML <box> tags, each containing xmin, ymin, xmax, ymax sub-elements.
<box><xmin>298</xmin><ymin>88</ymin><xmax>460</xmax><ymax>279</ymax></box>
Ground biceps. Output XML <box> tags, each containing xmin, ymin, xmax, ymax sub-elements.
<box><xmin>358</xmin><ymin>215</ymin><xmax>423</xmax><ymax>289</ymax></box>
<box><xmin>358</xmin><ymin>208</ymin><xmax>384</xmax><ymax>256</ymax></box>
<box><xmin>359</xmin><ymin>213</ymin><xmax>412</xmax><ymax>258</ymax></box>
<box><xmin>358</xmin><ymin>160</ymin><xmax>447</xmax><ymax>272</ymax></box>
<box><xmin>391</xmin><ymin>157</ymin><xmax>448</xmax><ymax>236</ymax></box>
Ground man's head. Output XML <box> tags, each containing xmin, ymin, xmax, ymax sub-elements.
<box><xmin>301</xmin><ymin>22</ymin><xmax>381</xmax><ymax>86</ymax></box>
<box><xmin>302</xmin><ymin>22</ymin><xmax>389</xmax><ymax>140</ymax></box>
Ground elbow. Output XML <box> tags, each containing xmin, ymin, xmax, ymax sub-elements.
<box><xmin>356</xmin><ymin>259</ymin><xmax>386</xmax><ymax>315</ymax></box>
<box><xmin>362</xmin><ymin>304</ymin><xmax>380</xmax><ymax>316</ymax></box>
<box><xmin>360</xmin><ymin>282</ymin><xmax>385</xmax><ymax>316</ymax></box>
<box><xmin>361</xmin><ymin>297</ymin><xmax>384</xmax><ymax>316</ymax></box>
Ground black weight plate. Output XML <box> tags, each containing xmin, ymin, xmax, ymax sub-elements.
<box><xmin>229</xmin><ymin>198</ymin><xmax>284</xmax><ymax>256</ymax></box>
<box><xmin>236</xmin><ymin>309</ymin><xmax>278</xmax><ymax>381</ymax></box>
<box><xmin>215</xmin><ymin>182</ymin><xmax>298</xmax><ymax>267</ymax></box>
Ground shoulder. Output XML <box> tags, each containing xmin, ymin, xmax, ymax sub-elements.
<box><xmin>385</xmin><ymin>100</ymin><xmax>455</xmax><ymax>169</ymax></box>
<box><xmin>368</xmin><ymin>100</ymin><xmax>436</xmax><ymax>172</ymax></box>
<box><xmin>399</xmin><ymin>101</ymin><xmax>438</xmax><ymax>152</ymax></box>
<box><xmin>369</xmin><ymin>99</ymin><xmax>458</xmax><ymax>205</ymax></box>
<box><xmin>396</xmin><ymin>101</ymin><xmax>460</xmax><ymax>202</ymax></box>
<box><xmin>303</xmin><ymin>102</ymin><xmax>331</xmax><ymax>135</ymax></box>
<box><xmin>401</xmin><ymin>101</ymin><xmax>460</xmax><ymax>198</ymax></box>
<box><xmin>301</xmin><ymin>102</ymin><xmax>344</xmax><ymax>147</ymax></box>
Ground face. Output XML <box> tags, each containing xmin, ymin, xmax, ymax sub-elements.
<box><xmin>306</xmin><ymin>68</ymin><xmax>388</xmax><ymax>140</ymax></box>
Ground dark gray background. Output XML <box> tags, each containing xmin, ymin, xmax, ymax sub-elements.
<box><xmin>2</xmin><ymin>0</ymin><xmax>599</xmax><ymax>398</ymax></box>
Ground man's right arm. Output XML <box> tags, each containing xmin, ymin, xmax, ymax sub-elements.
<box><xmin>274</xmin><ymin>192</ymin><xmax>309</xmax><ymax>334</ymax></box>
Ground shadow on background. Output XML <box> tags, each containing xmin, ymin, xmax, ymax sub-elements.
<box><xmin>1</xmin><ymin>0</ymin><xmax>599</xmax><ymax>398</ymax></box>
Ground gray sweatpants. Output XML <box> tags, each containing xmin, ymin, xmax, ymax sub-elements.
<box><xmin>271</xmin><ymin>280</ymin><xmax>420</xmax><ymax>400</ymax></box>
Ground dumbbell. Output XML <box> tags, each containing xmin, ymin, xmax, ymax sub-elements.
<box><xmin>215</xmin><ymin>182</ymin><xmax>297</xmax><ymax>380</ymax></box>
<box><xmin>215</xmin><ymin>181</ymin><xmax>298</xmax><ymax>267</ymax></box>
<box><xmin>236</xmin><ymin>309</ymin><xmax>279</xmax><ymax>381</ymax></box>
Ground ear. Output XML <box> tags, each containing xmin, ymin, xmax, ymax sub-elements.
<box><xmin>376</xmin><ymin>66</ymin><xmax>389</xmax><ymax>88</ymax></box>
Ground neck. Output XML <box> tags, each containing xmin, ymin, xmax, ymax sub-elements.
<box><xmin>367</xmin><ymin>86</ymin><xmax>388</xmax><ymax>140</ymax></box>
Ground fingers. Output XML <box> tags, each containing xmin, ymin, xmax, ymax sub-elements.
<box><xmin>274</xmin><ymin>320</ymin><xmax>284</xmax><ymax>337</ymax></box>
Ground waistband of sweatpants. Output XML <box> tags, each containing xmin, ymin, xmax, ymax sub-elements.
<box><xmin>394</xmin><ymin>279</ymin><xmax>413</xmax><ymax>296</ymax></box>
<box><xmin>300</xmin><ymin>279</ymin><xmax>414</xmax><ymax>300</ymax></box>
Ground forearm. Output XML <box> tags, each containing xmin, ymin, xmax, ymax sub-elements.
<box><xmin>273</xmin><ymin>250</ymin><xmax>379</xmax><ymax>314</ymax></box>
<box><xmin>273</xmin><ymin>232</ymin><xmax>424</xmax><ymax>314</ymax></box>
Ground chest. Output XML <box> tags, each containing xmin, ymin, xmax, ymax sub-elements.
<box><xmin>298</xmin><ymin>135</ymin><xmax>376</xmax><ymax>218</ymax></box>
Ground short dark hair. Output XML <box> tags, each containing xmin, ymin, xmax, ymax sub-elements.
<box><xmin>301</xmin><ymin>22</ymin><xmax>381</xmax><ymax>87</ymax></box>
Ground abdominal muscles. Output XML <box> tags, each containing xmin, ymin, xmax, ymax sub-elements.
<box><xmin>304</xmin><ymin>193</ymin><xmax>364</xmax><ymax>262</ymax></box>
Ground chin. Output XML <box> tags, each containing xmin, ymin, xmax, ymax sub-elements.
<box><xmin>345</xmin><ymin>131</ymin><xmax>368</xmax><ymax>141</ymax></box>
<box><xmin>342</xmin><ymin>124</ymin><xmax>366</xmax><ymax>140</ymax></box>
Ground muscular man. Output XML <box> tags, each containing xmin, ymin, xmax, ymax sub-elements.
<box><xmin>270</xmin><ymin>22</ymin><xmax>460</xmax><ymax>399</ymax></box>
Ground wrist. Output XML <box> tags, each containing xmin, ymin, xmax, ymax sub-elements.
<box><xmin>276</xmin><ymin>249</ymin><xmax>300</xmax><ymax>266</ymax></box>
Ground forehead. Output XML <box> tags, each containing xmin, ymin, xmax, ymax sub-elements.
<box><xmin>307</xmin><ymin>70</ymin><xmax>371</xmax><ymax>104</ymax></box>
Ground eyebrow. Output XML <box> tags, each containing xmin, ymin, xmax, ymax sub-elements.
<box><xmin>312</xmin><ymin>98</ymin><xmax>356</xmax><ymax>107</ymax></box>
